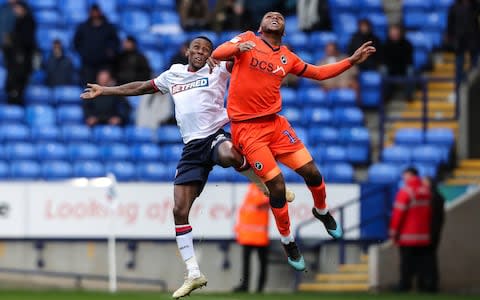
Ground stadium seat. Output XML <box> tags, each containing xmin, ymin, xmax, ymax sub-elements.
<box><xmin>333</xmin><ymin>107</ymin><xmax>364</xmax><ymax>125</ymax></box>
<box><xmin>37</xmin><ymin>143</ymin><xmax>68</xmax><ymax>161</ymax></box>
<box><xmin>328</xmin><ymin>89</ymin><xmax>356</xmax><ymax>106</ymax></box>
<box><xmin>93</xmin><ymin>126</ymin><xmax>124</xmax><ymax>143</ymax></box>
<box><xmin>433</xmin><ymin>0</ymin><xmax>454</xmax><ymax>9</ymax></box>
<box><xmin>284</xmin><ymin>32</ymin><xmax>308</xmax><ymax>51</ymax></box>
<box><xmin>10</xmin><ymin>160</ymin><xmax>41</xmax><ymax>179</ymax></box>
<box><xmin>346</xmin><ymin>145</ymin><xmax>370</xmax><ymax>164</ymax></box>
<box><xmin>5</xmin><ymin>143</ymin><xmax>36</xmax><ymax>160</ymax></box>
<box><xmin>423</xmin><ymin>12</ymin><xmax>447</xmax><ymax>30</ymax></box>
<box><xmin>29</xmin><ymin>70</ymin><xmax>46</xmax><ymax>85</ymax></box>
<box><xmin>281</xmin><ymin>88</ymin><xmax>297</xmax><ymax>107</ymax></box>
<box><xmin>53</xmin><ymin>86</ymin><xmax>83</xmax><ymax>105</ymax></box>
<box><xmin>330</xmin><ymin>0</ymin><xmax>359</xmax><ymax>12</ymax></box>
<box><xmin>412</xmin><ymin>145</ymin><xmax>443</xmax><ymax>164</ymax></box>
<box><xmin>36</xmin><ymin>28</ymin><xmax>71</xmax><ymax>52</ymax></box>
<box><xmin>25</xmin><ymin>105</ymin><xmax>56</xmax><ymax>126</ymax></box>
<box><xmin>42</xmin><ymin>161</ymin><xmax>73</xmax><ymax>180</ymax></box>
<box><xmin>151</xmin><ymin>11</ymin><xmax>181</xmax><ymax>25</ymax></box>
<box><xmin>414</xmin><ymin>163</ymin><xmax>438</xmax><ymax>177</ymax></box>
<box><xmin>359</xmin><ymin>71</ymin><xmax>382</xmax><ymax>107</ymax></box>
<box><xmin>117</xmin><ymin>0</ymin><xmax>150</xmax><ymax>9</ymax></box>
<box><xmin>57</xmin><ymin>106</ymin><xmax>84</xmax><ymax>124</ymax></box>
<box><xmin>208</xmin><ymin>166</ymin><xmax>233</xmax><ymax>182</ymax></box>
<box><xmin>220</xmin><ymin>31</ymin><xmax>241</xmax><ymax>43</ymax></box>
<box><xmin>406</xmin><ymin>32</ymin><xmax>433</xmax><ymax>51</ymax></box>
<box><xmin>425</xmin><ymin>128</ymin><xmax>455</xmax><ymax>147</ymax></box>
<box><xmin>68</xmin><ymin>143</ymin><xmax>101</xmax><ymax>161</ymax></box>
<box><xmin>281</xmin><ymin>107</ymin><xmax>302</xmax><ymax>126</ymax></box>
<box><xmin>121</xmin><ymin>10</ymin><xmax>151</xmax><ymax>34</ymax></box>
<box><xmin>0</xmin><ymin>161</ymin><xmax>8</xmax><ymax>179</ymax></box>
<box><xmin>0</xmin><ymin>105</ymin><xmax>24</xmax><ymax>123</ymax></box>
<box><xmin>73</xmin><ymin>161</ymin><xmax>105</xmax><ymax>178</ymax></box>
<box><xmin>0</xmin><ymin>145</ymin><xmax>5</xmax><ymax>160</ymax></box>
<box><xmin>144</xmin><ymin>50</ymin><xmax>165</xmax><ymax>74</ymax></box>
<box><xmin>413</xmin><ymin>49</ymin><xmax>429</xmax><ymax>70</ymax></box>
<box><xmin>157</xmin><ymin>125</ymin><xmax>182</xmax><ymax>144</ymax></box>
<box><xmin>59</xmin><ymin>0</ymin><xmax>88</xmax><ymax>24</ymax></box>
<box><xmin>137</xmin><ymin>162</ymin><xmax>169</xmax><ymax>181</ymax></box>
<box><xmin>302</xmin><ymin>108</ymin><xmax>333</xmax><ymax>125</ymax></box>
<box><xmin>284</xmin><ymin>15</ymin><xmax>299</xmax><ymax>35</ymax></box>
<box><xmin>295</xmin><ymin>127</ymin><xmax>308</xmax><ymax>145</ymax></box>
<box><xmin>27</xmin><ymin>0</ymin><xmax>57</xmax><ymax>10</ymax></box>
<box><xmin>34</xmin><ymin>10</ymin><xmax>64</xmax><ymax>27</ymax></box>
<box><xmin>323</xmin><ymin>163</ymin><xmax>354</xmax><ymax>183</ymax></box>
<box><xmin>339</xmin><ymin>127</ymin><xmax>370</xmax><ymax>145</ymax></box>
<box><xmin>137</xmin><ymin>32</ymin><xmax>162</xmax><ymax>50</ymax></box>
<box><xmin>61</xmin><ymin>125</ymin><xmax>91</xmax><ymax>142</ymax></box>
<box><xmin>309</xmin><ymin>32</ymin><xmax>337</xmax><ymax>50</ymax></box>
<box><xmin>321</xmin><ymin>145</ymin><xmax>348</xmax><ymax>162</ymax></box>
<box><xmin>151</xmin><ymin>0</ymin><xmax>175</xmax><ymax>9</ymax></box>
<box><xmin>101</xmin><ymin>143</ymin><xmax>131</xmax><ymax>161</ymax></box>
<box><xmin>131</xmin><ymin>143</ymin><xmax>162</xmax><ymax>161</ymax></box>
<box><xmin>24</xmin><ymin>85</ymin><xmax>53</xmax><ymax>105</ymax></box>
<box><xmin>296</xmin><ymin>51</ymin><xmax>314</xmax><ymax>64</ymax></box>
<box><xmin>159</xmin><ymin>144</ymin><xmax>182</xmax><ymax>163</ymax></box>
<box><xmin>403</xmin><ymin>0</ymin><xmax>431</xmax><ymax>12</ymax></box>
<box><xmin>335</xmin><ymin>14</ymin><xmax>358</xmax><ymax>36</ymax></box>
<box><xmin>105</xmin><ymin>162</ymin><xmax>136</xmax><ymax>181</ymax></box>
<box><xmin>0</xmin><ymin>123</ymin><xmax>29</xmax><ymax>142</ymax></box>
<box><xmin>395</xmin><ymin>128</ymin><xmax>424</xmax><ymax>145</ymax></box>
<box><xmin>298</xmin><ymin>88</ymin><xmax>329</xmax><ymax>107</ymax></box>
<box><xmin>31</xmin><ymin>126</ymin><xmax>60</xmax><ymax>142</ymax></box>
<box><xmin>359</xmin><ymin>0</ymin><xmax>383</xmax><ymax>12</ymax></box>
<box><xmin>125</xmin><ymin>126</ymin><xmax>154</xmax><ymax>144</ymax></box>
<box><xmin>308</xmin><ymin>127</ymin><xmax>339</xmax><ymax>144</ymax></box>
<box><xmin>367</xmin><ymin>163</ymin><xmax>401</xmax><ymax>183</ymax></box>
<box><xmin>382</xmin><ymin>146</ymin><xmax>411</xmax><ymax>164</ymax></box>
<box><xmin>95</xmin><ymin>0</ymin><xmax>118</xmax><ymax>18</ymax></box>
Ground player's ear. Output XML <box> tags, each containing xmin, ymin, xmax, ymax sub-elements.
<box><xmin>185</xmin><ymin>48</ymin><xmax>190</xmax><ymax>57</ymax></box>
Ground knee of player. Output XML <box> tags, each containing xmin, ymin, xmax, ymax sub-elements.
<box><xmin>172</xmin><ymin>204</ymin><xmax>189</xmax><ymax>221</ymax></box>
<box><xmin>299</xmin><ymin>165</ymin><xmax>323</xmax><ymax>186</ymax></box>
<box><xmin>217</xmin><ymin>142</ymin><xmax>241</xmax><ymax>167</ymax></box>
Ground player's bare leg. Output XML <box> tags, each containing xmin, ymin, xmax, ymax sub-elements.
<box><xmin>265</xmin><ymin>174</ymin><xmax>305</xmax><ymax>271</ymax></box>
<box><xmin>295</xmin><ymin>161</ymin><xmax>343</xmax><ymax>239</ymax></box>
<box><xmin>172</xmin><ymin>184</ymin><xmax>207</xmax><ymax>299</ymax></box>
<box><xmin>216</xmin><ymin>141</ymin><xmax>294</xmax><ymax>201</ymax></box>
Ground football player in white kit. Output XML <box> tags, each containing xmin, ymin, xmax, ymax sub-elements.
<box><xmin>81</xmin><ymin>36</ymin><xmax>293</xmax><ymax>298</ymax></box>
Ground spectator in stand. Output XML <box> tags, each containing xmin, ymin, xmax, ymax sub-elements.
<box><xmin>169</xmin><ymin>41</ymin><xmax>189</xmax><ymax>66</ymax></box>
<box><xmin>3</xmin><ymin>1</ymin><xmax>35</xmax><ymax>106</ymax></box>
<box><xmin>348</xmin><ymin>19</ymin><xmax>381</xmax><ymax>71</ymax></box>
<box><xmin>317</xmin><ymin>42</ymin><xmax>358</xmax><ymax>92</ymax></box>
<box><xmin>389</xmin><ymin>167</ymin><xmax>436</xmax><ymax>293</ymax></box>
<box><xmin>44</xmin><ymin>39</ymin><xmax>76</xmax><ymax>87</ymax></box>
<box><xmin>213</xmin><ymin>0</ymin><xmax>248</xmax><ymax>32</ymax></box>
<box><xmin>179</xmin><ymin>0</ymin><xmax>210</xmax><ymax>31</ymax></box>
<box><xmin>83</xmin><ymin>69</ymin><xmax>131</xmax><ymax>127</ymax></box>
<box><xmin>74</xmin><ymin>4</ymin><xmax>120</xmax><ymax>85</ymax></box>
<box><xmin>447</xmin><ymin>0</ymin><xmax>480</xmax><ymax>89</ymax></box>
<box><xmin>0</xmin><ymin>0</ymin><xmax>17</xmax><ymax>50</ymax></box>
<box><xmin>114</xmin><ymin>36</ymin><xmax>151</xmax><ymax>85</ymax></box>
<box><xmin>382</xmin><ymin>24</ymin><xmax>414</xmax><ymax>101</ymax></box>
<box><xmin>297</xmin><ymin>0</ymin><xmax>332</xmax><ymax>31</ymax></box>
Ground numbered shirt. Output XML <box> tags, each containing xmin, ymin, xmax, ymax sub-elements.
<box><xmin>151</xmin><ymin>62</ymin><xmax>230</xmax><ymax>143</ymax></box>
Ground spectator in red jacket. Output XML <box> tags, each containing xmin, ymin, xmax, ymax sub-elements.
<box><xmin>389</xmin><ymin>167</ymin><xmax>436</xmax><ymax>292</ymax></box>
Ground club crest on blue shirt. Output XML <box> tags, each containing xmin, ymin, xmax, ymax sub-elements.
<box><xmin>172</xmin><ymin>78</ymin><xmax>209</xmax><ymax>95</ymax></box>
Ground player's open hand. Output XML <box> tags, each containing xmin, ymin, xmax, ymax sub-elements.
<box><xmin>349</xmin><ymin>41</ymin><xmax>376</xmax><ymax>65</ymax></box>
<box><xmin>207</xmin><ymin>57</ymin><xmax>220</xmax><ymax>74</ymax></box>
<box><xmin>80</xmin><ymin>83</ymin><xmax>103</xmax><ymax>99</ymax></box>
<box><xmin>237</xmin><ymin>41</ymin><xmax>255</xmax><ymax>53</ymax></box>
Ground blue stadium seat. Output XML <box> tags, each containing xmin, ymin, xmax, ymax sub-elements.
<box><xmin>125</xmin><ymin>126</ymin><xmax>154</xmax><ymax>144</ymax></box>
<box><xmin>433</xmin><ymin>0</ymin><xmax>454</xmax><ymax>9</ymax></box>
<box><xmin>42</xmin><ymin>161</ymin><xmax>73</xmax><ymax>180</ymax></box>
<box><xmin>105</xmin><ymin>162</ymin><xmax>136</xmax><ymax>181</ymax></box>
<box><xmin>59</xmin><ymin>0</ymin><xmax>88</xmax><ymax>24</ymax></box>
<box><xmin>131</xmin><ymin>144</ymin><xmax>162</xmax><ymax>161</ymax></box>
<box><xmin>101</xmin><ymin>143</ymin><xmax>131</xmax><ymax>161</ymax></box>
<box><xmin>328</xmin><ymin>89</ymin><xmax>356</xmax><ymax>106</ymax></box>
<box><xmin>395</xmin><ymin>128</ymin><xmax>424</xmax><ymax>145</ymax></box>
<box><xmin>57</xmin><ymin>106</ymin><xmax>84</xmax><ymax>124</ymax></box>
<box><xmin>121</xmin><ymin>10</ymin><xmax>151</xmax><ymax>34</ymax></box>
<box><xmin>61</xmin><ymin>125</ymin><xmax>91</xmax><ymax>142</ymax></box>
<box><xmin>37</xmin><ymin>143</ymin><xmax>68</xmax><ymax>161</ymax></box>
<box><xmin>157</xmin><ymin>125</ymin><xmax>182</xmax><ymax>144</ymax></box>
<box><xmin>298</xmin><ymin>88</ymin><xmax>329</xmax><ymax>107</ymax></box>
<box><xmin>0</xmin><ymin>123</ymin><xmax>29</xmax><ymax>142</ymax></box>
<box><xmin>414</xmin><ymin>163</ymin><xmax>438</xmax><ymax>177</ymax></box>
<box><xmin>117</xmin><ymin>0</ymin><xmax>150</xmax><ymax>9</ymax></box>
<box><xmin>0</xmin><ymin>105</ymin><xmax>24</xmax><ymax>123</ymax></box>
<box><xmin>0</xmin><ymin>161</ymin><xmax>8</xmax><ymax>179</ymax></box>
<box><xmin>413</xmin><ymin>49</ymin><xmax>429</xmax><ymax>69</ymax></box>
<box><xmin>335</xmin><ymin>14</ymin><xmax>358</xmax><ymax>36</ymax></box>
<box><xmin>152</xmin><ymin>0</ymin><xmax>175</xmax><ymax>9</ymax></box>
<box><xmin>346</xmin><ymin>145</ymin><xmax>370</xmax><ymax>164</ymax></box>
<box><xmin>219</xmin><ymin>31</ymin><xmax>241</xmax><ymax>43</ymax></box>
<box><xmin>93</xmin><ymin>126</ymin><xmax>124</xmax><ymax>143</ymax></box>
<box><xmin>94</xmin><ymin>0</ymin><xmax>117</xmax><ymax>17</ymax></box>
<box><xmin>412</xmin><ymin>145</ymin><xmax>443</xmax><ymax>164</ymax></box>
<box><xmin>295</xmin><ymin>51</ymin><xmax>314</xmax><ymax>64</ymax></box>
<box><xmin>406</xmin><ymin>32</ymin><xmax>433</xmax><ymax>51</ymax></box>
<box><xmin>360</xmin><ymin>71</ymin><xmax>382</xmax><ymax>107</ymax></box>
<box><xmin>403</xmin><ymin>0</ymin><xmax>431</xmax><ymax>12</ymax></box>
<box><xmin>423</xmin><ymin>12</ymin><xmax>447</xmax><ymax>30</ymax></box>
<box><xmin>144</xmin><ymin>50</ymin><xmax>165</xmax><ymax>74</ymax></box>
<box><xmin>137</xmin><ymin>32</ymin><xmax>162</xmax><ymax>50</ymax></box>
<box><xmin>5</xmin><ymin>143</ymin><xmax>36</xmax><ymax>160</ymax></box>
<box><xmin>339</xmin><ymin>127</ymin><xmax>370</xmax><ymax>145</ymax></box>
<box><xmin>31</xmin><ymin>126</ymin><xmax>60</xmax><ymax>142</ymax></box>
<box><xmin>308</xmin><ymin>127</ymin><xmax>339</xmax><ymax>144</ymax></box>
<box><xmin>53</xmin><ymin>86</ymin><xmax>83</xmax><ymax>105</ymax></box>
<box><xmin>284</xmin><ymin>15</ymin><xmax>299</xmax><ymax>35</ymax></box>
<box><xmin>68</xmin><ymin>143</ymin><xmax>101</xmax><ymax>161</ymax></box>
<box><xmin>27</xmin><ymin>0</ymin><xmax>57</xmax><ymax>10</ymax></box>
<box><xmin>281</xmin><ymin>88</ymin><xmax>297</xmax><ymax>107</ymax></box>
<box><xmin>137</xmin><ymin>162</ymin><xmax>168</xmax><ymax>181</ymax></box>
<box><xmin>284</xmin><ymin>32</ymin><xmax>309</xmax><ymax>51</ymax></box>
<box><xmin>333</xmin><ymin>107</ymin><xmax>364</xmax><ymax>125</ymax></box>
<box><xmin>309</xmin><ymin>32</ymin><xmax>337</xmax><ymax>50</ymax></box>
<box><xmin>0</xmin><ymin>145</ymin><xmax>5</xmax><ymax>160</ymax></box>
<box><xmin>295</xmin><ymin>127</ymin><xmax>308</xmax><ymax>145</ymax></box>
<box><xmin>29</xmin><ymin>70</ymin><xmax>46</xmax><ymax>85</ymax></box>
<box><xmin>359</xmin><ymin>0</ymin><xmax>383</xmax><ymax>11</ymax></box>
<box><xmin>160</xmin><ymin>144</ymin><xmax>183</xmax><ymax>163</ymax></box>
<box><xmin>302</xmin><ymin>108</ymin><xmax>333</xmax><ymax>125</ymax></box>
<box><xmin>26</xmin><ymin>105</ymin><xmax>56</xmax><ymax>126</ymax></box>
<box><xmin>35</xmin><ymin>10</ymin><xmax>64</xmax><ymax>27</ymax></box>
<box><xmin>382</xmin><ymin>146</ymin><xmax>411</xmax><ymax>164</ymax></box>
<box><xmin>281</xmin><ymin>107</ymin><xmax>302</xmax><ymax>126</ymax></box>
<box><xmin>321</xmin><ymin>145</ymin><xmax>347</xmax><ymax>162</ymax></box>
<box><xmin>367</xmin><ymin>163</ymin><xmax>401</xmax><ymax>183</ymax></box>
<box><xmin>158</xmin><ymin>33</ymin><xmax>188</xmax><ymax>49</ymax></box>
<box><xmin>73</xmin><ymin>161</ymin><xmax>105</xmax><ymax>178</ymax></box>
<box><xmin>323</xmin><ymin>163</ymin><xmax>354</xmax><ymax>183</ymax></box>
<box><xmin>24</xmin><ymin>85</ymin><xmax>53</xmax><ymax>105</ymax></box>
<box><xmin>36</xmin><ymin>28</ymin><xmax>71</xmax><ymax>52</ymax></box>
<box><xmin>208</xmin><ymin>166</ymin><xmax>233</xmax><ymax>182</ymax></box>
<box><xmin>151</xmin><ymin>11</ymin><xmax>180</xmax><ymax>25</ymax></box>
<box><xmin>425</xmin><ymin>128</ymin><xmax>454</xmax><ymax>147</ymax></box>
<box><xmin>10</xmin><ymin>160</ymin><xmax>41</xmax><ymax>179</ymax></box>
<box><xmin>330</xmin><ymin>0</ymin><xmax>359</xmax><ymax>12</ymax></box>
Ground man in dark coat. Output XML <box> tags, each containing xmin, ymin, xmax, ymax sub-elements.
<box><xmin>348</xmin><ymin>19</ymin><xmax>382</xmax><ymax>71</ymax></box>
<box><xmin>44</xmin><ymin>39</ymin><xmax>76</xmax><ymax>86</ymax></box>
<box><xmin>114</xmin><ymin>36</ymin><xmax>151</xmax><ymax>85</ymax></box>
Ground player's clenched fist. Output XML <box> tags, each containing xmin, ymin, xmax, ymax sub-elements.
<box><xmin>81</xmin><ymin>83</ymin><xmax>103</xmax><ymax>99</ymax></box>
<box><xmin>237</xmin><ymin>41</ymin><xmax>256</xmax><ymax>52</ymax></box>
<box><xmin>349</xmin><ymin>41</ymin><xmax>376</xmax><ymax>65</ymax></box>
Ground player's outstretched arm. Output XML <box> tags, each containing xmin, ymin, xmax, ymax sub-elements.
<box><xmin>80</xmin><ymin>80</ymin><xmax>156</xmax><ymax>99</ymax></box>
<box><xmin>212</xmin><ymin>41</ymin><xmax>255</xmax><ymax>61</ymax></box>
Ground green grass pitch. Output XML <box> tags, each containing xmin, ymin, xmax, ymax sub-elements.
<box><xmin>0</xmin><ymin>290</ymin><xmax>479</xmax><ymax>300</ymax></box>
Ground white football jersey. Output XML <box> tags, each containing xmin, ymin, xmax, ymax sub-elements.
<box><xmin>152</xmin><ymin>62</ymin><xmax>230</xmax><ymax>143</ymax></box>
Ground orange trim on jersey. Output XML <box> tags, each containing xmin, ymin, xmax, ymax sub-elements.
<box><xmin>263</xmin><ymin>166</ymin><xmax>281</xmax><ymax>182</ymax></box>
<box><xmin>277</xmin><ymin>147</ymin><xmax>313</xmax><ymax>171</ymax></box>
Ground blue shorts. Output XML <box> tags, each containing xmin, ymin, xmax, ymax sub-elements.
<box><xmin>174</xmin><ymin>129</ymin><xmax>231</xmax><ymax>189</ymax></box>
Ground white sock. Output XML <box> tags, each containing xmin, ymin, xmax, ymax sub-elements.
<box><xmin>240</xmin><ymin>168</ymin><xmax>269</xmax><ymax>196</ymax></box>
<box><xmin>175</xmin><ymin>225</ymin><xmax>201</xmax><ymax>278</ymax></box>
<box><xmin>280</xmin><ymin>233</ymin><xmax>295</xmax><ymax>245</ymax></box>
<box><xmin>315</xmin><ymin>207</ymin><xmax>329</xmax><ymax>215</ymax></box>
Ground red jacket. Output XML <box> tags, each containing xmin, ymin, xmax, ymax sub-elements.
<box><xmin>389</xmin><ymin>176</ymin><xmax>432</xmax><ymax>246</ymax></box>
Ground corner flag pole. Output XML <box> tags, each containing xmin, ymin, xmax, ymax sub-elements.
<box><xmin>106</xmin><ymin>172</ymin><xmax>118</xmax><ymax>293</ymax></box>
